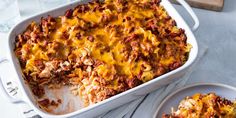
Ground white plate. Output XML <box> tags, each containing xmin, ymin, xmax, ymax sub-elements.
<box><xmin>153</xmin><ymin>83</ymin><xmax>236</xmax><ymax>118</ymax></box>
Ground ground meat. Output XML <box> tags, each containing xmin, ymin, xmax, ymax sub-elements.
<box><xmin>38</xmin><ymin>98</ymin><xmax>62</xmax><ymax>108</ymax></box>
<box><xmin>76</xmin><ymin>4</ymin><xmax>90</xmax><ymax>13</ymax></box>
<box><xmin>87</xmin><ymin>36</ymin><xmax>94</xmax><ymax>42</ymax></box>
<box><xmin>124</xmin><ymin>34</ymin><xmax>140</xmax><ymax>43</ymax></box>
<box><xmin>32</xmin><ymin>85</ymin><xmax>45</xmax><ymax>98</ymax></box>
<box><xmin>34</xmin><ymin>60</ymin><xmax>45</xmax><ymax>70</ymax></box>
<box><xmin>76</xmin><ymin>32</ymin><xmax>82</xmax><ymax>39</ymax></box>
<box><xmin>38</xmin><ymin>99</ymin><xmax>50</xmax><ymax>107</ymax></box>
<box><xmin>169</xmin><ymin>61</ymin><xmax>182</xmax><ymax>70</ymax></box>
<box><xmin>65</xmin><ymin>9</ymin><xmax>73</xmax><ymax>18</ymax></box>
<box><xmin>126</xmin><ymin>77</ymin><xmax>143</xmax><ymax>88</ymax></box>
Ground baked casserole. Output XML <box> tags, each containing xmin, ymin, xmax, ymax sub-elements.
<box><xmin>163</xmin><ymin>93</ymin><xmax>236</xmax><ymax>118</ymax></box>
<box><xmin>14</xmin><ymin>0</ymin><xmax>190</xmax><ymax>109</ymax></box>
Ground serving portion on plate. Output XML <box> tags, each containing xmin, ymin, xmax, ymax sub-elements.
<box><xmin>163</xmin><ymin>93</ymin><xmax>236</xmax><ymax>118</ymax></box>
<box><xmin>14</xmin><ymin>0</ymin><xmax>190</xmax><ymax>113</ymax></box>
<box><xmin>154</xmin><ymin>83</ymin><xmax>236</xmax><ymax>118</ymax></box>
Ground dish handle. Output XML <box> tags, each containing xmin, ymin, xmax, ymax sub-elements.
<box><xmin>174</xmin><ymin>0</ymin><xmax>200</xmax><ymax>31</ymax></box>
<box><xmin>0</xmin><ymin>58</ymin><xmax>24</xmax><ymax>104</ymax></box>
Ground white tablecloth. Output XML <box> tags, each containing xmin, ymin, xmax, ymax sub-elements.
<box><xmin>0</xmin><ymin>0</ymin><xmax>236</xmax><ymax>118</ymax></box>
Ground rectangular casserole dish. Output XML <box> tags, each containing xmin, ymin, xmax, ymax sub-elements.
<box><xmin>4</xmin><ymin>0</ymin><xmax>199</xmax><ymax>117</ymax></box>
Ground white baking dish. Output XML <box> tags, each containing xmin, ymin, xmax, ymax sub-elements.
<box><xmin>0</xmin><ymin>0</ymin><xmax>199</xmax><ymax>117</ymax></box>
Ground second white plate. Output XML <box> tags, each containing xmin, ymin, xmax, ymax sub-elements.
<box><xmin>153</xmin><ymin>83</ymin><xmax>236</xmax><ymax>118</ymax></box>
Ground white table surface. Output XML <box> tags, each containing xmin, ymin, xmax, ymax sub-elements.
<box><xmin>1</xmin><ymin>0</ymin><xmax>236</xmax><ymax>118</ymax></box>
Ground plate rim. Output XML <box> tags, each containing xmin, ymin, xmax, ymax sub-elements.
<box><xmin>153</xmin><ymin>82</ymin><xmax>236</xmax><ymax>118</ymax></box>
